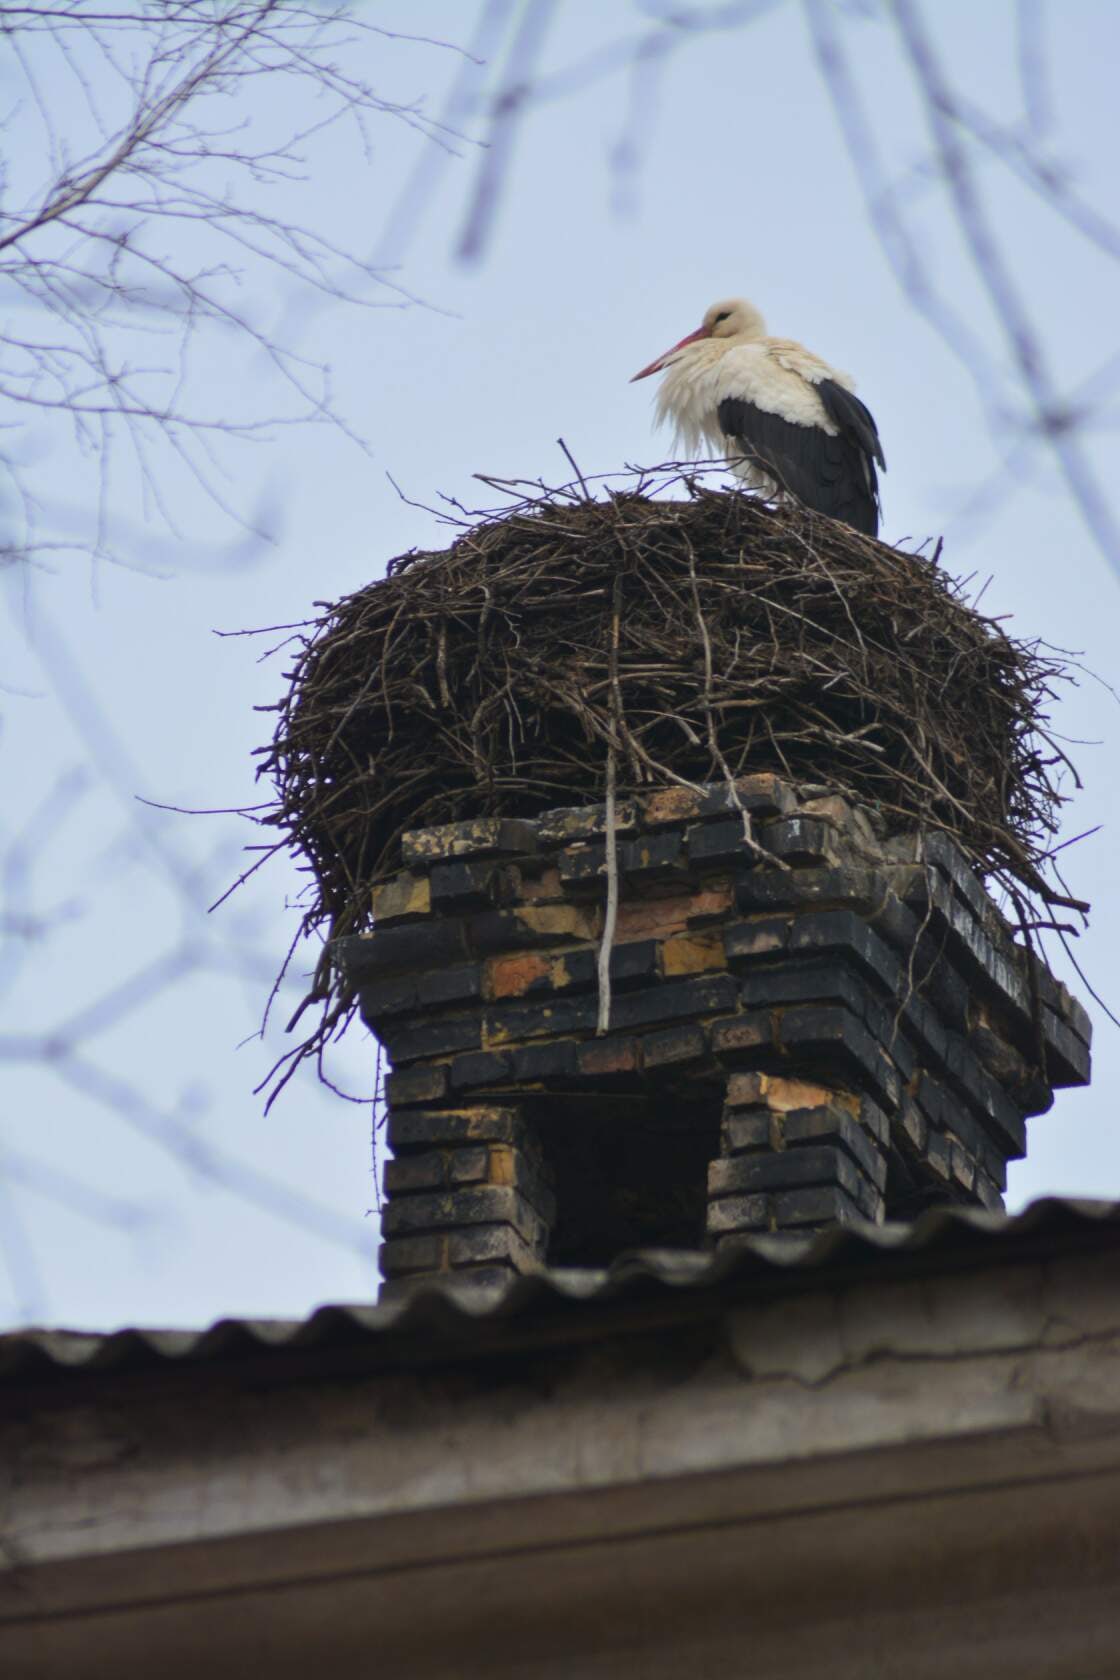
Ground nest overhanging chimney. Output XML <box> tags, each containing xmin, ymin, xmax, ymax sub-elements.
<box><xmin>265</xmin><ymin>486</ymin><xmax>1091</xmax><ymax>1295</ymax></box>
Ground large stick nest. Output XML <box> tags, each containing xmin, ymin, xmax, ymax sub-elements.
<box><xmin>257</xmin><ymin>472</ymin><xmax>1079</xmax><ymax>997</ymax></box>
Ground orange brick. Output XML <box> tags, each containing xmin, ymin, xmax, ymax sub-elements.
<box><xmin>661</xmin><ymin>930</ymin><xmax>726</xmax><ymax>976</ymax></box>
<box><xmin>725</xmin><ymin>1071</ymin><xmax>837</xmax><ymax>1112</ymax></box>
<box><xmin>486</xmin><ymin>952</ymin><xmax>552</xmax><ymax>999</ymax></box>
<box><xmin>615</xmin><ymin>883</ymin><xmax>733</xmax><ymax>941</ymax></box>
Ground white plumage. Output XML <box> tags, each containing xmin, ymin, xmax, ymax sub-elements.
<box><xmin>631</xmin><ymin>298</ymin><xmax>885</xmax><ymax>538</ymax></box>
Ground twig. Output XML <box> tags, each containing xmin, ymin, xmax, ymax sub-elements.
<box><xmin>597</xmin><ymin>745</ymin><xmax>619</xmax><ymax>1036</ymax></box>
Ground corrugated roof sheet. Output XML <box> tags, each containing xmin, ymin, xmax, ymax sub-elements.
<box><xmin>4</xmin><ymin>1197</ymin><xmax>1120</xmax><ymax>1384</ymax></box>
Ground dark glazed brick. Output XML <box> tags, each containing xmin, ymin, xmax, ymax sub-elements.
<box><xmin>444</xmin><ymin>1144</ymin><xmax>498</xmax><ymax>1187</ymax></box>
<box><xmin>738</xmin><ymin>957</ymin><xmax>869</xmax><ymax>1015</ymax></box>
<box><xmin>509</xmin><ymin>1040</ymin><xmax>580</xmax><ymax>1082</ymax></box>
<box><xmin>858</xmin><ymin>1097</ymin><xmax>890</xmax><ymax>1146</ymax></box>
<box><xmin>687</xmin><ymin>817</ymin><xmax>758</xmax><ymax>868</ymax></box>
<box><xmin>913</xmin><ymin>1070</ymin><xmax>954</xmax><ymax>1134</ymax></box>
<box><xmin>382</xmin><ymin>1184</ymin><xmax>547</xmax><ymax>1246</ymax></box>
<box><xmin>468</xmin><ymin>906</ymin><xmax>598</xmax><ymax>953</ymax></box>
<box><xmin>786</xmin><ymin>911</ymin><xmax>902</xmax><ymax>995</ymax></box>
<box><xmin>774</xmin><ymin>1004</ymin><xmax>900</xmax><ymax>1113</ymax></box>
<box><xmin>577</xmin><ymin>1037</ymin><xmax>641</xmax><ymax>1077</ymax></box>
<box><xmin>781</xmin><ymin>1106</ymin><xmax>887</xmax><ymax>1188</ymax></box>
<box><xmin>706</xmin><ymin>1193</ymin><xmax>769</xmax><ymax>1234</ymax></box>
<box><xmin>894</xmin><ymin>1097</ymin><xmax>928</xmax><ymax>1158</ymax></box>
<box><xmin>383</xmin><ymin>1151</ymin><xmax>447</xmax><ymax>1195</ymax></box>
<box><xmin>379</xmin><ymin>1234</ymin><xmax>446</xmax><ymax>1278</ymax></box>
<box><xmin>358</xmin><ymin>974</ymin><xmax>417</xmax><ymax>1020</ymax></box>
<box><xmin>417</xmin><ymin>963</ymin><xmax>483</xmax><ymax>1009</ymax></box>
<box><xmin>1040</xmin><ymin>1014</ymin><xmax>1089</xmax><ymax>1093</ymax></box>
<box><xmin>934</xmin><ymin>1034</ymin><xmax>1026</xmax><ymax>1159</ymax></box>
<box><xmin>446</xmin><ymin>1225</ymin><xmax>545</xmax><ymax>1270</ymax></box>
<box><xmin>771</xmin><ymin>1184</ymin><xmax>870</xmax><ymax>1226</ymax></box>
<box><xmin>925</xmin><ymin>1129</ymin><xmax>952</xmax><ymax>1182</ymax></box>
<box><xmin>429</xmin><ymin>859</ymin><xmax>499</xmax><ymax>910</ymax></box>
<box><xmin>387</xmin><ymin>1105</ymin><xmax>524</xmax><ymax>1151</ymax></box>
<box><xmin>607</xmin><ymin>940</ymin><xmax>661</xmax><ymax>988</ymax></box>
<box><xmin>721</xmin><ymin>1111</ymin><xmax>773</xmax><ymax>1155</ymax></box>
<box><xmin>609</xmin><ymin>973</ymin><xmax>738</xmax><ymax>1033</ymax></box>
<box><xmin>619</xmin><ymin>831</ymin><xmax>688</xmax><ymax>879</ymax></box>
<box><xmin>486</xmin><ymin>993</ymin><xmax>599</xmax><ymax>1046</ymax></box>
<box><xmin>385</xmin><ymin>1063</ymin><xmax>448</xmax><ymax>1108</ymax></box>
<box><xmin>708</xmin><ymin>1144</ymin><xmax>875</xmax><ymax>1206</ymax></box>
<box><xmin>377</xmin><ymin>1012</ymin><xmax>481</xmax><ymax>1063</ymax></box>
<box><xmin>710</xmin><ymin>1011</ymin><xmax>772</xmax><ymax>1059</ymax></box>
<box><xmin>449</xmin><ymin>1049</ymin><xmax>511</xmax><ymax>1090</ymax></box>
<box><xmin>757</xmin><ymin>816</ymin><xmax>838</xmax><ymax>866</ymax></box>
<box><xmin>949</xmin><ymin>1140</ymin><xmax>977</xmax><ymax>1192</ymax></box>
<box><xmin>735</xmin><ymin>867</ymin><xmax>886</xmax><ymax>917</ymax></box>
<box><xmin>974</xmin><ymin>1171</ymin><xmax>1005</xmax><ymax>1212</ymax></box>
<box><xmin>561</xmin><ymin>833</ymin><xmax>692</xmax><ymax>885</ymax></box>
<box><xmin>922</xmin><ymin>830</ymin><xmax>990</xmax><ymax>922</ymax></box>
<box><xmin>641</xmin><ymin>1023</ymin><xmax>707</xmax><ymax>1068</ymax></box>
<box><xmin>337</xmin><ymin>920</ymin><xmax>469</xmax><ymax>979</ymax></box>
<box><xmin>558</xmin><ymin>842</ymin><xmax>606</xmax><ymax>886</ymax></box>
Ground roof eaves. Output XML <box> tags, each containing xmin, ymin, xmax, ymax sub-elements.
<box><xmin>3</xmin><ymin>1197</ymin><xmax>1119</xmax><ymax>1384</ymax></box>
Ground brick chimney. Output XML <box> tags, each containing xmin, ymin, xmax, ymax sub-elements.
<box><xmin>338</xmin><ymin>773</ymin><xmax>1090</xmax><ymax>1295</ymax></box>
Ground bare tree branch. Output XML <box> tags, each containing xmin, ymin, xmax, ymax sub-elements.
<box><xmin>1</xmin><ymin>0</ymin><xmax>472</xmax><ymax>573</ymax></box>
<box><xmin>456</xmin><ymin>0</ymin><xmax>559</xmax><ymax>264</ymax></box>
<box><xmin>891</xmin><ymin>0</ymin><xmax>1120</xmax><ymax>577</ymax></box>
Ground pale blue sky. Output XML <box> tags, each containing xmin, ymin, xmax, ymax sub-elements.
<box><xmin>3</xmin><ymin>0</ymin><xmax>1119</xmax><ymax>1329</ymax></box>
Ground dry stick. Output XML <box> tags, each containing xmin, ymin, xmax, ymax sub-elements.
<box><xmin>557</xmin><ymin>436</ymin><xmax>591</xmax><ymax>500</ymax></box>
<box><xmin>597</xmin><ymin>570</ymin><xmax>625</xmax><ymax>1036</ymax></box>
<box><xmin>597</xmin><ymin>744</ymin><xmax>619</xmax><ymax>1036</ymax></box>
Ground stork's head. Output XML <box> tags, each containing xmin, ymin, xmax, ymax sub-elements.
<box><xmin>630</xmin><ymin>297</ymin><xmax>766</xmax><ymax>381</ymax></box>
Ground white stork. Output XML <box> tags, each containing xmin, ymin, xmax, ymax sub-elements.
<box><xmin>631</xmin><ymin>298</ymin><xmax>885</xmax><ymax>538</ymax></box>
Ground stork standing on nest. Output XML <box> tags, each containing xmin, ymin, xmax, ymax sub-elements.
<box><xmin>631</xmin><ymin>298</ymin><xmax>886</xmax><ymax>539</ymax></box>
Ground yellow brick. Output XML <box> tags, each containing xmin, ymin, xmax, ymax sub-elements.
<box><xmin>661</xmin><ymin>930</ymin><xmax>725</xmax><ymax>976</ymax></box>
<box><xmin>371</xmin><ymin>872</ymin><xmax>431</xmax><ymax>922</ymax></box>
<box><xmin>641</xmin><ymin>787</ymin><xmax>703</xmax><ymax>826</ymax></box>
<box><xmin>512</xmin><ymin>904</ymin><xmax>599</xmax><ymax>940</ymax></box>
<box><xmin>509</xmin><ymin>865</ymin><xmax>564</xmax><ymax>903</ymax></box>
<box><xmin>487</xmin><ymin>1144</ymin><xmax>516</xmax><ymax>1187</ymax></box>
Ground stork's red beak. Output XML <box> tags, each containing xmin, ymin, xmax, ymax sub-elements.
<box><xmin>629</xmin><ymin>325</ymin><xmax>709</xmax><ymax>382</ymax></box>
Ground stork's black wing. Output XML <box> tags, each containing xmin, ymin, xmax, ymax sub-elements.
<box><xmin>718</xmin><ymin>377</ymin><xmax>884</xmax><ymax>539</ymax></box>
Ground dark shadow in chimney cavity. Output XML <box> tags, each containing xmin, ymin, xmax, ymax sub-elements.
<box><xmin>536</xmin><ymin>1081</ymin><xmax>724</xmax><ymax>1268</ymax></box>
